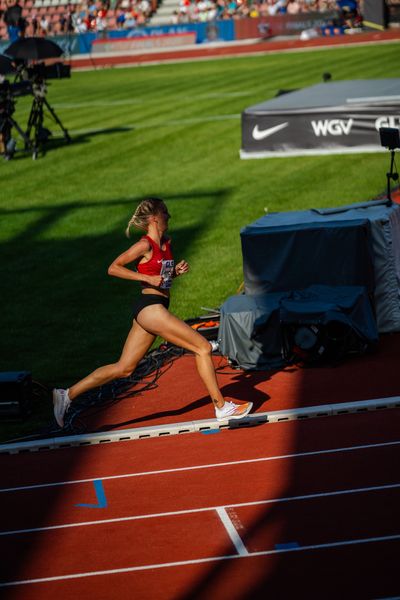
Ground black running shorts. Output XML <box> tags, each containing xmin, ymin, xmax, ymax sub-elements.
<box><xmin>132</xmin><ymin>294</ymin><xmax>170</xmax><ymax>321</ymax></box>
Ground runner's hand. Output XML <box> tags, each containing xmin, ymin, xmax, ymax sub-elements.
<box><xmin>175</xmin><ymin>260</ymin><xmax>189</xmax><ymax>276</ymax></box>
<box><xmin>145</xmin><ymin>275</ymin><xmax>163</xmax><ymax>287</ymax></box>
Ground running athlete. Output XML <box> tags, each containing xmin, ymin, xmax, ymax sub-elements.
<box><xmin>53</xmin><ymin>197</ymin><xmax>253</xmax><ymax>428</ymax></box>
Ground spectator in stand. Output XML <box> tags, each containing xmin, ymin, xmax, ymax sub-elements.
<box><xmin>88</xmin><ymin>1</ymin><xmax>97</xmax><ymax>18</ymax></box>
<box><xmin>66</xmin><ymin>9</ymin><xmax>75</xmax><ymax>33</ymax></box>
<box><xmin>59</xmin><ymin>13</ymin><xmax>67</xmax><ymax>33</ymax></box>
<box><xmin>139</xmin><ymin>0</ymin><xmax>151</xmax><ymax>15</ymax></box>
<box><xmin>40</xmin><ymin>14</ymin><xmax>50</xmax><ymax>35</ymax></box>
<box><xmin>96</xmin><ymin>6</ymin><xmax>108</xmax><ymax>34</ymax></box>
<box><xmin>116</xmin><ymin>9</ymin><xmax>126</xmax><ymax>27</ymax></box>
<box><xmin>249</xmin><ymin>2</ymin><xmax>260</xmax><ymax>17</ymax></box>
<box><xmin>3</xmin><ymin>0</ymin><xmax>25</xmax><ymax>41</ymax></box>
<box><xmin>124</xmin><ymin>8</ymin><xmax>136</xmax><ymax>27</ymax></box>
<box><xmin>31</xmin><ymin>11</ymin><xmax>38</xmax><ymax>35</ymax></box>
<box><xmin>286</xmin><ymin>0</ymin><xmax>301</xmax><ymax>14</ymax></box>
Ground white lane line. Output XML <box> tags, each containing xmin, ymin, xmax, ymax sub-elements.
<box><xmin>1</xmin><ymin>533</ymin><xmax>399</xmax><ymax>588</ymax></box>
<box><xmin>216</xmin><ymin>507</ymin><xmax>248</xmax><ymax>556</ymax></box>
<box><xmin>1</xmin><ymin>482</ymin><xmax>399</xmax><ymax>538</ymax></box>
<box><xmin>1</xmin><ymin>439</ymin><xmax>399</xmax><ymax>494</ymax></box>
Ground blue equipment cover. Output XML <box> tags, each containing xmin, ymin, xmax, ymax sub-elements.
<box><xmin>280</xmin><ymin>285</ymin><xmax>378</xmax><ymax>345</ymax></box>
<box><xmin>241</xmin><ymin>199</ymin><xmax>400</xmax><ymax>333</ymax></box>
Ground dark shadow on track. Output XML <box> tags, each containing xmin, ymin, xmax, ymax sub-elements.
<box><xmin>173</xmin><ymin>340</ymin><xmax>400</xmax><ymax>599</ymax></box>
<box><xmin>0</xmin><ymin>187</ymin><xmax>230</xmax><ymax>586</ymax></box>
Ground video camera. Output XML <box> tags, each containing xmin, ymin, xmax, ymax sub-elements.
<box><xmin>27</xmin><ymin>62</ymin><xmax>71</xmax><ymax>81</ymax></box>
<box><xmin>0</xmin><ymin>79</ymin><xmax>32</xmax><ymax>114</ymax></box>
<box><xmin>379</xmin><ymin>127</ymin><xmax>400</xmax><ymax>151</ymax></box>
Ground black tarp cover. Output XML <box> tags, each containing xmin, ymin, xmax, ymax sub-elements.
<box><xmin>241</xmin><ymin>79</ymin><xmax>400</xmax><ymax>158</ymax></box>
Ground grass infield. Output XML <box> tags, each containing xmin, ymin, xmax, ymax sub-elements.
<box><xmin>1</xmin><ymin>42</ymin><xmax>399</xmax><ymax>440</ymax></box>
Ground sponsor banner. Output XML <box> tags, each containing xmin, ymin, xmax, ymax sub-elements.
<box><xmin>242</xmin><ymin>108</ymin><xmax>400</xmax><ymax>155</ymax></box>
<box><xmin>50</xmin><ymin>34</ymin><xmax>81</xmax><ymax>56</ymax></box>
<box><xmin>77</xmin><ymin>20</ymin><xmax>234</xmax><ymax>53</ymax></box>
<box><xmin>235</xmin><ymin>11</ymin><xmax>338</xmax><ymax>40</ymax></box>
<box><xmin>91</xmin><ymin>32</ymin><xmax>196</xmax><ymax>53</ymax></box>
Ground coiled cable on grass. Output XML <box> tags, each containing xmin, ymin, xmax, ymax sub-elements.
<box><xmin>63</xmin><ymin>344</ymin><xmax>185</xmax><ymax>434</ymax></box>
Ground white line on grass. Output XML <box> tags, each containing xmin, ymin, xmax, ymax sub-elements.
<box><xmin>1</xmin><ymin>439</ymin><xmax>399</xmax><ymax>494</ymax></box>
<box><xmin>61</xmin><ymin>113</ymin><xmax>240</xmax><ymax>136</ymax></box>
<box><xmin>1</xmin><ymin>533</ymin><xmax>399</xmax><ymax>587</ymax></box>
<box><xmin>1</xmin><ymin>482</ymin><xmax>399</xmax><ymax>537</ymax></box>
<box><xmin>54</xmin><ymin>92</ymin><xmax>250</xmax><ymax>108</ymax></box>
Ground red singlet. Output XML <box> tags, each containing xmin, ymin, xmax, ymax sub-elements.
<box><xmin>136</xmin><ymin>235</ymin><xmax>175</xmax><ymax>290</ymax></box>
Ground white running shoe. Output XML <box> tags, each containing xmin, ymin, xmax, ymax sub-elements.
<box><xmin>215</xmin><ymin>400</ymin><xmax>253</xmax><ymax>422</ymax></box>
<box><xmin>209</xmin><ymin>340</ymin><xmax>219</xmax><ymax>353</ymax></box>
<box><xmin>53</xmin><ymin>388</ymin><xmax>71</xmax><ymax>428</ymax></box>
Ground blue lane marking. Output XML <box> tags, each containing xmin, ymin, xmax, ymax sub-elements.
<box><xmin>201</xmin><ymin>429</ymin><xmax>221</xmax><ymax>435</ymax></box>
<box><xmin>275</xmin><ymin>542</ymin><xmax>300</xmax><ymax>550</ymax></box>
<box><xmin>75</xmin><ymin>480</ymin><xmax>108</xmax><ymax>509</ymax></box>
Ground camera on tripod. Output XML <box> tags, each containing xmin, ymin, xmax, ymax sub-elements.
<box><xmin>0</xmin><ymin>80</ymin><xmax>16</xmax><ymax>114</ymax></box>
<box><xmin>27</xmin><ymin>62</ymin><xmax>71</xmax><ymax>82</ymax></box>
<box><xmin>0</xmin><ymin>78</ymin><xmax>32</xmax><ymax>159</ymax></box>
<box><xmin>379</xmin><ymin>127</ymin><xmax>400</xmax><ymax>204</ymax></box>
<box><xmin>379</xmin><ymin>127</ymin><xmax>400</xmax><ymax>151</ymax></box>
<box><xmin>1</xmin><ymin>36</ymin><xmax>71</xmax><ymax>159</ymax></box>
<box><xmin>0</xmin><ymin>78</ymin><xmax>32</xmax><ymax>101</ymax></box>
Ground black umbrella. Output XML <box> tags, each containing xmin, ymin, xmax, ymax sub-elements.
<box><xmin>5</xmin><ymin>37</ymin><xmax>63</xmax><ymax>61</ymax></box>
<box><xmin>0</xmin><ymin>54</ymin><xmax>16</xmax><ymax>75</ymax></box>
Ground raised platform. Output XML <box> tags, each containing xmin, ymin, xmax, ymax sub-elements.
<box><xmin>241</xmin><ymin>78</ymin><xmax>400</xmax><ymax>158</ymax></box>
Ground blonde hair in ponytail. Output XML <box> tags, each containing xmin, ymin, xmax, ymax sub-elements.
<box><xmin>125</xmin><ymin>197</ymin><xmax>166</xmax><ymax>238</ymax></box>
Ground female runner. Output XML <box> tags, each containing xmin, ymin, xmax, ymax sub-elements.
<box><xmin>53</xmin><ymin>197</ymin><xmax>253</xmax><ymax>428</ymax></box>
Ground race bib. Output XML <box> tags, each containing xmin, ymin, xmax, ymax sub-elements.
<box><xmin>160</xmin><ymin>259</ymin><xmax>174</xmax><ymax>289</ymax></box>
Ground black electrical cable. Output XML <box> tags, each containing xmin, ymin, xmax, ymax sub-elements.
<box><xmin>0</xmin><ymin>344</ymin><xmax>185</xmax><ymax>445</ymax></box>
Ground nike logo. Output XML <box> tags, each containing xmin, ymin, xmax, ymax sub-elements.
<box><xmin>252</xmin><ymin>122</ymin><xmax>289</xmax><ymax>140</ymax></box>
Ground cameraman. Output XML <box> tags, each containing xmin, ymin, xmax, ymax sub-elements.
<box><xmin>3</xmin><ymin>0</ymin><xmax>26</xmax><ymax>42</ymax></box>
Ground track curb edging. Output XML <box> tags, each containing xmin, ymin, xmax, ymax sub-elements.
<box><xmin>1</xmin><ymin>396</ymin><xmax>399</xmax><ymax>454</ymax></box>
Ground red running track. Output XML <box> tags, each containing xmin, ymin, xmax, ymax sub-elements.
<box><xmin>0</xmin><ymin>408</ymin><xmax>399</xmax><ymax>599</ymax></box>
<box><xmin>69</xmin><ymin>29</ymin><xmax>400</xmax><ymax>70</ymax></box>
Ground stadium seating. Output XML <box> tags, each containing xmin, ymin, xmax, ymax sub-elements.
<box><xmin>0</xmin><ymin>0</ymin><xmax>359</xmax><ymax>41</ymax></box>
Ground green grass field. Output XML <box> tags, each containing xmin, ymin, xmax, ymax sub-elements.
<box><xmin>1</xmin><ymin>41</ymin><xmax>399</xmax><ymax>440</ymax></box>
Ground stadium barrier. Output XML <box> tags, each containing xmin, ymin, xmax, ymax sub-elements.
<box><xmin>0</xmin><ymin>11</ymin><xmax>368</xmax><ymax>57</ymax></box>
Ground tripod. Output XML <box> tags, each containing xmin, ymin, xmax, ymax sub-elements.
<box><xmin>386</xmin><ymin>149</ymin><xmax>399</xmax><ymax>205</ymax></box>
<box><xmin>25</xmin><ymin>80</ymin><xmax>71</xmax><ymax>159</ymax></box>
<box><xmin>0</xmin><ymin>97</ymin><xmax>32</xmax><ymax>160</ymax></box>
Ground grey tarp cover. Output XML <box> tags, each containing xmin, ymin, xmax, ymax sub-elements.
<box><xmin>219</xmin><ymin>293</ymin><xmax>287</xmax><ymax>370</ymax></box>
<box><xmin>241</xmin><ymin>199</ymin><xmax>400</xmax><ymax>333</ymax></box>
<box><xmin>219</xmin><ymin>285</ymin><xmax>378</xmax><ymax>370</ymax></box>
